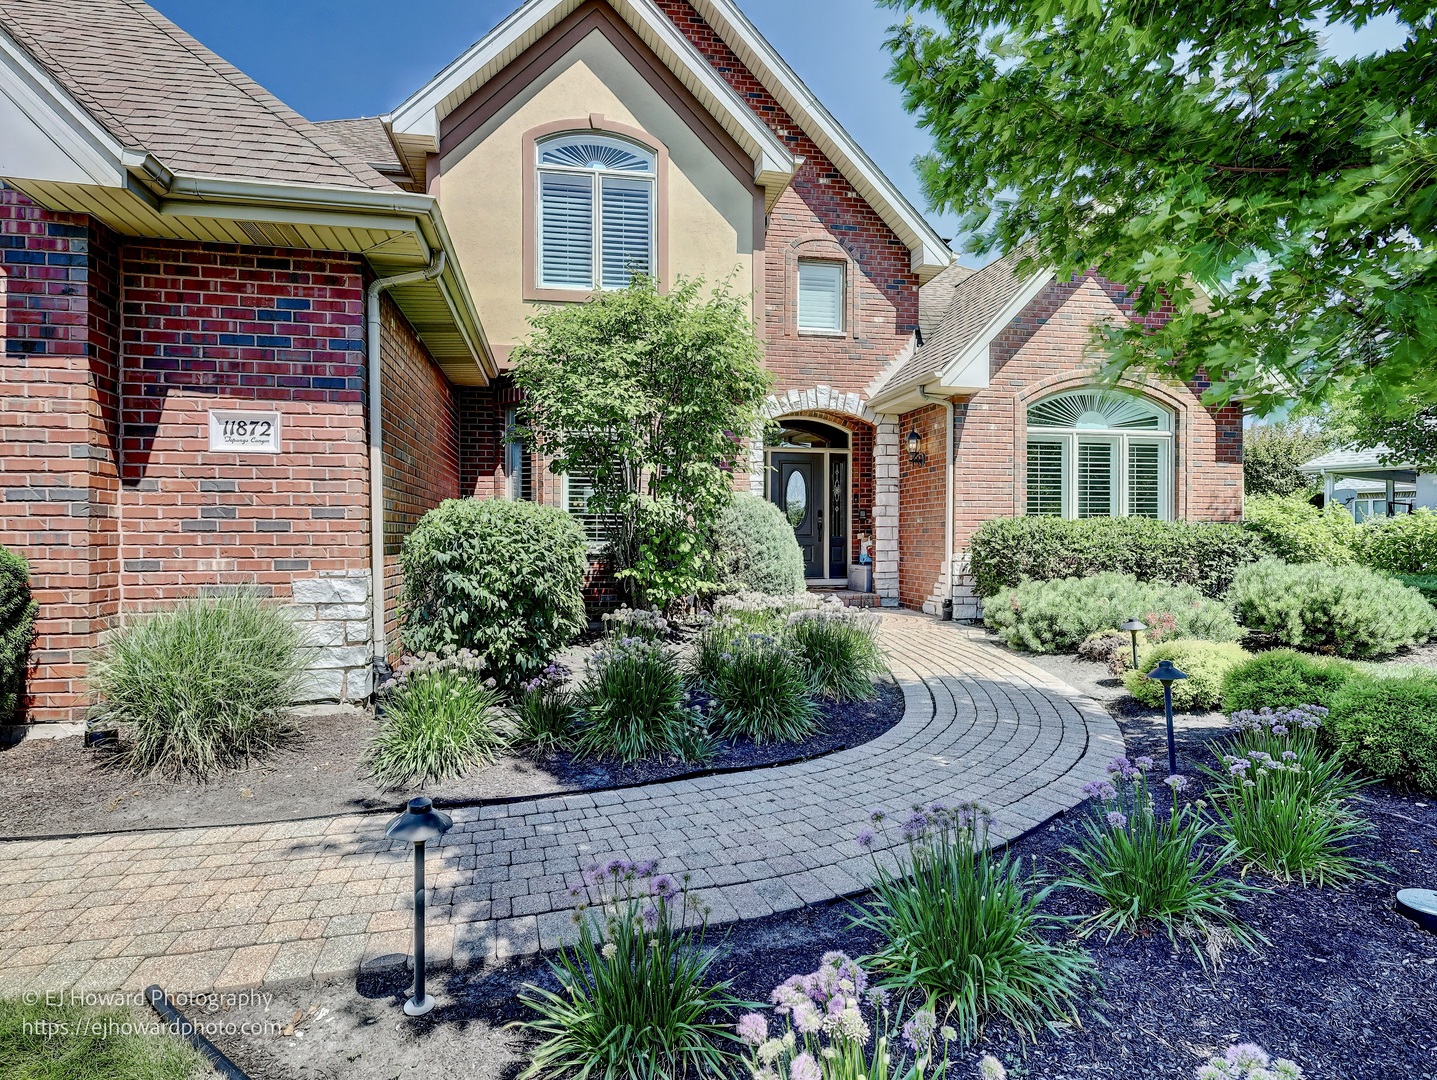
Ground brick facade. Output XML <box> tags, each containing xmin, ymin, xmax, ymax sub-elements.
<box><xmin>897</xmin><ymin>403</ymin><xmax>947</xmax><ymax>611</ymax></box>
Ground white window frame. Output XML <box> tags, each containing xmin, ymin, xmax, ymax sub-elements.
<box><xmin>796</xmin><ymin>259</ymin><xmax>846</xmax><ymax>334</ymax></box>
<box><xmin>536</xmin><ymin>133</ymin><xmax>656</xmax><ymax>292</ymax></box>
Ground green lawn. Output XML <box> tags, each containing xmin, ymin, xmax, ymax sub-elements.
<box><xmin>0</xmin><ymin>998</ymin><xmax>206</xmax><ymax>1080</ymax></box>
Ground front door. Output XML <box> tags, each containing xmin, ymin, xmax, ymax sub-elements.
<box><xmin>770</xmin><ymin>452</ymin><xmax>823</xmax><ymax>578</ymax></box>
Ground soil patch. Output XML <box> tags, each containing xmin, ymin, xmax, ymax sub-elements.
<box><xmin>0</xmin><ymin>681</ymin><xmax>903</xmax><ymax>839</ymax></box>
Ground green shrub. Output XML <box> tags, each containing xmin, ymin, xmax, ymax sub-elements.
<box><xmin>517</xmin><ymin>859</ymin><xmax>742</xmax><ymax>1079</ymax></box>
<box><xmin>399</xmin><ymin>498</ymin><xmax>587</xmax><ymax>684</ymax></box>
<box><xmin>1242</xmin><ymin>420</ymin><xmax>1330</xmax><ymax>498</ymax></box>
<box><xmin>1356</xmin><ymin>507</ymin><xmax>1437</xmax><ymax>574</ymax></box>
<box><xmin>1123</xmin><ymin>640</ymin><xmax>1251</xmax><ymax>711</ymax></box>
<box><xmin>575</xmin><ymin>637</ymin><xmax>710</xmax><ymax>763</ymax></box>
<box><xmin>782</xmin><ymin>601</ymin><xmax>886</xmax><ymax>701</ymax></box>
<box><xmin>0</xmin><ymin>546</ymin><xmax>37</xmax><ymax>722</ymax></box>
<box><xmin>368</xmin><ymin>648</ymin><xmax>507</xmax><ymax>787</ymax></box>
<box><xmin>91</xmin><ymin>591</ymin><xmax>302</xmax><ymax>778</ymax></box>
<box><xmin>712</xmin><ymin>492</ymin><xmax>805</xmax><ymax>596</ymax></box>
<box><xmin>854</xmin><ymin>803</ymin><xmax>1093</xmax><ymax>1044</ymax></box>
<box><xmin>969</xmin><ymin>516</ymin><xmax>1267</xmax><ymax>599</ymax></box>
<box><xmin>1220</xmin><ymin>649</ymin><xmax>1362</xmax><ymax>713</ymax></box>
<box><xmin>1078</xmin><ymin>629</ymin><xmax>1135</xmax><ymax>675</ymax></box>
<box><xmin>510</xmin><ymin>663</ymin><xmax>575</xmax><ymax>755</ymax></box>
<box><xmin>1228</xmin><ymin>558</ymin><xmax>1437</xmax><ymax>659</ymax></box>
<box><xmin>985</xmin><ymin>572</ymin><xmax>1242</xmax><ymax>654</ymax></box>
<box><xmin>704</xmin><ymin>631</ymin><xmax>818</xmax><ymax>744</ymax></box>
<box><xmin>1330</xmin><ymin>672</ymin><xmax>1437</xmax><ymax>794</ymax></box>
<box><xmin>1395</xmin><ymin>573</ymin><xmax>1437</xmax><ymax>603</ymax></box>
<box><xmin>1242</xmin><ymin>495</ymin><xmax>1358</xmax><ymax>565</ymax></box>
<box><xmin>0</xmin><ymin>997</ymin><xmax>206</xmax><ymax>1079</ymax></box>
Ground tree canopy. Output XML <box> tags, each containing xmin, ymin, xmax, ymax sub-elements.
<box><xmin>883</xmin><ymin>0</ymin><xmax>1435</xmax><ymax>423</ymax></box>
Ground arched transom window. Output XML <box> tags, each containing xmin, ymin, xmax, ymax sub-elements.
<box><xmin>1026</xmin><ymin>389</ymin><xmax>1173</xmax><ymax>520</ymax></box>
<box><xmin>537</xmin><ymin>133</ymin><xmax>656</xmax><ymax>292</ymax></box>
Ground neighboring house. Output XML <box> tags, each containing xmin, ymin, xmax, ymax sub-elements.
<box><xmin>1300</xmin><ymin>446</ymin><xmax>1437</xmax><ymax>519</ymax></box>
<box><xmin>0</xmin><ymin>0</ymin><xmax>1244</xmax><ymax>728</ymax></box>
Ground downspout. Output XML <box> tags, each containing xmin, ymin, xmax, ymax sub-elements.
<box><xmin>366</xmin><ymin>252</ymin><xmax>446</xmax><ymax>680</ymax></box>
<box><xmin>917</xmin><ymin>385</ymin><xmax>956</xmax><ymax>620</ymax></box>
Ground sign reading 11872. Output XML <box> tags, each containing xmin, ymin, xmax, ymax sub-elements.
<box><xmin>209</xmin><ymin>410</ymin><xmax>282</xmax><ymax>454</ymax></box>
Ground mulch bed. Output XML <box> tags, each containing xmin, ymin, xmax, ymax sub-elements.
<box><xmin>0</xmin><ymin>680</ymin><xmax>904</xmax><ymax>839</ymax></box>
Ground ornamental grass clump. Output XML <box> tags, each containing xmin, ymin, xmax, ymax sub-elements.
<box><xmin>853</xmin><ymin>802</ymin><xmax>1093</xmax><ymax>1045</ymax></box>
<box><xmin>367</xmin><ymin>647</ymin><xmax>507</xmax><ymax>788</ymax></box>
<box><xmin>575</xmin><ymin>636</ymin><xmax>710</xmax><ymax>763</ymax></box>
<box><xmin>735</xmin><ymin>952</ymin><xmax>959</xmax><ymax>1080</ymax></box>
<box><xmin>704</xmin><ymin>631</ymin><xmax>818</xmax><ymax>745</ymax></box>
<box><xmin>509</xmin><ymin>662</ymin><xmax>575</xmax><ymax>755</ymax></box>
<box><xmin>517</xmin><ymin>857</ymin><xmax>744</xmax><ymax>1080</ymax></box>
<box><xmin>91</xmin><ymin>590</ymin><xmax>302</xmax><ymax>778</ymax></box>
<box><xmin>783</xmin><ymin>600</ymin><xmax>886</xmax><ymax>701</ymax></box>
<box><xmin>1061</xmin><ymin>755</ymin><xmax>1261</xmax><ymax>961</ymax></box>
<box><xmin>1206</xmin><ymin>706</ymin><xmax>1375</xmax><ymax>885</ymax></box>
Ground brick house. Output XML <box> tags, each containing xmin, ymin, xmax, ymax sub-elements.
<box><xmin>0</xmin><ymin>0</ymin><xmax>1242</xmax><ymax>729</ymax></box>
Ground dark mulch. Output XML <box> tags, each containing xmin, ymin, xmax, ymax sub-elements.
<box><xmin>0</xmin><ymin>681</ymin><xmax>904</xmax><ymax>839</ymax></box>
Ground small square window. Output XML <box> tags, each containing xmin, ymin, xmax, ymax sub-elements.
<box><xmin>797</xmin><ymin>260</ymin><xmax>845</xmax><ymax>333</ymax></box>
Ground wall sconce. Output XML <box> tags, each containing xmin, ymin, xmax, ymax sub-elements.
<box><xmin>906</xmin><ymin>429</ymin><xmax>926</xmax><ymax>465</ymax></box>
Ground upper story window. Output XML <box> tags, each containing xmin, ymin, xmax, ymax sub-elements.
<box><xmin>1025</xmin><ymin>389</ymin><xmax>1173</xmax><ymax>520</ymax></box>
<box><xmin>537</xmin><ymin>133</ymin><xmax>656</xmax><ymax>292</ymax></box>
<box><xmin>797</xmin><ymin>260</ymin><xmax>845</xmax><ymax>333</ymax></box>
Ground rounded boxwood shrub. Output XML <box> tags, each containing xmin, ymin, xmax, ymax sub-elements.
<box><xmin>1330</xmin><ymin>672</ymin><xmax>1437</xmax><ymax>794</ymax></box>
<box><xmin>1242</xmin><ymin>495</ymin><xmax>1358</xmax><ymax>565</ymax></box>
<box><xmin>712</xmin><ymin>492</ymin><xmax>805</xmax><ymax>596</ymax></box>
<box><xmin>1123</xmin><ymin>640</ymin><xmax>1252</xmax><ymax>711</ymax></box>
<box><xmin>1227</xmin><ymin>558</ymin><xmax>1437</xmax><ymax>659</ymax></box>
<box><xmin>0</xmin><ymin>546</ymin><xmax>37</xmax><ymax>722</ymax></box>
<box><xmin>985</xmin><ymin>572</ymin><xmax>1243</xmax><ymax>653</ymax></box>
<box><xmin>399</xmin><ymin>498</ymin><xmax>587</xmax><ymax>683</ymax></box>
<box><xmin>90</xmin><ymin>591</ymin><xmax>302</xmax><ymax>777</ymax></box>
<box><xmin>1220</xmin><ymin>648</ymin><xmax>1362</xmax><ymax>714</ymax></box>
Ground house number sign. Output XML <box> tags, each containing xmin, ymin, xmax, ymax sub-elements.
<box><xmin>209</xmin><ymin>410</ymin><xmax>281</xmax><ymax>454</ymax></box>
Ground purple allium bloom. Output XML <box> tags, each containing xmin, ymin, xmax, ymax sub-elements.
<box><xmin>1106</xmin><ymin>811</ymin><xmax>1129</xmax><ymax>829</ymax></box>
<box><xmin>735</xmin><ymin>1013</ymin><xmax>767</xmax><ymax>1046</ymax></box>
<box><xmin>1282</xmin><ymin>751</ymin><xmax>1298</xmax><ymax>762</ymax></box>
<box><xmin>793</xmin><ymin>999</ymin><xmax>823</xmax><ymax>1035</ymax></box>
<box><xmin>1134</xmin><ymin>755</ymin><xmax>1155</xmax><ymax>771</ymax></box>
<box><xmin>899</xmin><ymin>810</ymin><xmax>929</xmax><ymax>840</ymax></box>
<box><xmin>790</xmin><ymin>1053</ymin><xmax>821</xmax><ymax>1080</ymax></box>
<box><xmin>868</xmin><ymin>807</ymin><xmax>887</xmax><ymax>825</ymax></box>
<box><xmin>604</xmin><ymin>857</ymin><xmax>631</xmax><ymax>878</ymax></box>
<box><xmin>631</xmin><ymin>859</ymin><xmax>658</xmax><ymax>878</ymax></box>
<box><xmin>641</xmin><ymin>903</ymin><xmax>659</xmax><ymax>931</ymax></box>
<box><xmin>927</xmin><ymin>800</ymin><xmax>948</xmax><ymax>815</ymax></box>
<box><xmin>650</xmin><ymin>874</ymin><xmax>678</xmax><ymax>899</ymax></box>
<box><xmin>1081</xmin><ymin>780</ymin><xmax>1103</xmax><ymax>799</ymax></box>
<box><xmin>1226</xmin><ymin>1043</ymin><xmax>1271</xmax><ymax>1069</ymax></box>
<box><xmin>1164</xmin><ymin>774</ymin><xmax>1189</xmax><ymax>793</ymax></box>
<box><xmin>902</xmin><ymin>1009</ymin><xmax>937</xmax><ymax>1051</ymax></box>
<box><xmin>1228</xmin><ymin>759</ymin><xmax>1250</xmax><ymax>775</ymax></box>
<box><xmin>1097</xmin><ymin>781</ymin><xmax>1118</xmax><ymax>801</ymax></box>
<box><xmin>855</xmin><ymin>828</ymin><xmax>877</xmax><ymax>850</ymax></box>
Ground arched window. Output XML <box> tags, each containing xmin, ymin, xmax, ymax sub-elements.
<box><xmin>1025</xmin><ymin>389</ymin><xmax>1173</xmax><ymax>520</ymax></box>
<box><xmin>536</xmin><ymin>133</ymin><xmax>656</xmax><ymax>291</ymax></box>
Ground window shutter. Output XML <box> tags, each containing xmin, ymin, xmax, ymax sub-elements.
<box><xmin>798</xmin><ymin>262</ymin><xmax>844</xmax><ymax>331</ymax></box>
<box><xmin>1127</xmin><ymin>442</ymin><xmax>1162</xmax><ymax>518</ymax></box>
<box><xmin>1026</xmin><ymin>440</ymin><xmax>1066</xmax><ymax>516</ymax></box>
<box><xmin>1076</xmin><ymin>441</ymin><xmax>1115</xmax><ymax>518</ymax></box>
<box><xmin>600</xmin><ymin>177</ymin><xmax>653</xmax><ymax>289</ymax></box>
<box><xmin>539</xmin><ymin>172</ymin><xmax>594</xmax><ymax>288</ymax></box>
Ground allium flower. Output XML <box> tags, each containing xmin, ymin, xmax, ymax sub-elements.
<box><xmin>641</xmin><ymin>904</ymin><xmax>659</xmax><ymax>931</ymax></box>
<box><xmin>792</xmin><ymin>1000</ymin><xmax>823</xmax><ymax>1035</ymax></box>
<box><xmin>1226</xmin><ymin>1044</ymin><xmax>1271</xmax><ymax>1069</ymax></box>
<box><xmin>789</xmin><ymin>1053</ymin><xmax>821</xmax><ymax>1080</ymax></box>
<box><xmin>855</xmin><ymin>828</ymin><xmax>877</xmax><ymax>850</ymax></box>
<box><xmin>1134</xmin><ymin>755</ymin><xmax>1155</xmax><ymax>770</ymax></box>
<box><xmin>650</xmin><ymin>874</ymin><xmax>678</xmax><ymax>898</ymax></box>
<box><xmin>1165</xmin><ymin>774</ymin><xmax>1190</xmax><ymax>793</ymax></box>
<box><xmin>601</xmin><ymin>942</ymin><xmax>617</xmax><ymax>961</ymax></box>
<box><xmin>978</xmin><ymin>1055</ymin><xmax>1009</xmax><ymax>1080</ymax></box>
<box><xmin>1106</xmin><ymin>811</ymin><xmax>1129</xmax><ymax>829</ymax></box>
<box><xmin>901</xmin><ymin>1008</ymin><xmax>937</xmax><ymax>1051</ymax></box>
<box><xmin>868</xmin><ymin>807</ymin><xmax>887</xmax><ymax>824</ymax></box>
<box><xmin>735</xmin><ymin>1013</ymin><xmax>767</xmax><ymax>1047</ymax></box>
<box><xmin>899</xmin><ymin>810</ymin><xmax>929</xmax><ymax>840</ymax></box>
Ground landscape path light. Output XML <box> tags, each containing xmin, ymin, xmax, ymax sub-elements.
<box><xmin>385</xmin><ymin>795</ymin><xmax>453</xmax><ymax>1017</ymax></box>
<box><xmin>1119</xmin><ymin>618</ymin><xmax>1146</xmax><ymax>671</ymax></box>
<box><xmin>1146</xmin><ymin>659</ymin><xmax>1188</xmax><ymax>776</ymax></box>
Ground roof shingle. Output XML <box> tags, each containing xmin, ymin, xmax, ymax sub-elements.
<box><xmin>315</xmin><ymin>117</ymin><xmax>406</xmax><ymax>174</ymax></box>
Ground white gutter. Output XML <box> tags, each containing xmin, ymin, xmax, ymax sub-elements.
<box><xmin>367</xmin><ymin>252</ymin><xmax>447</xmax><ymax>672</ymax></box>
<box><xmin>917</xmin><ymin>385</ymin><xmax>956</xmax><ymax>619</ymax></box>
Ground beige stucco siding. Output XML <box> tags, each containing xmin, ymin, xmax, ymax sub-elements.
<box><xmin>439</xmin><ymin>29</ymin><xmax>756</xmax><ymax>358</ymax></box>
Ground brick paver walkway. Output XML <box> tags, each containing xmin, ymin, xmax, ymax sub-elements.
<box><xmin>0</xmin><ymin>614</ymin><xmax>1121</xmax><ymax>996</ymax></box>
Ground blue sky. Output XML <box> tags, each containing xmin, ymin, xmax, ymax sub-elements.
<box><xmin>149</xmin><ymin>1</ymin><xmax>1408</xmax><ymax>265</ymax></box>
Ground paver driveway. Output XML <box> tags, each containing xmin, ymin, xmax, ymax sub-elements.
<box><xmin>0</xmin><ymin>613</ymin><xmax>1121</xmax><ymax>996</ymax></box>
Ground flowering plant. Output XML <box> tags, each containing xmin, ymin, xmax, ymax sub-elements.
<box><xmin>735</xmin><ymin>953</ymin><xmax>955</xmax><ymax>1080</ymax></box>
<box><xmin>703</xmin><ymin>629</ymin><xmax>819</xmax><ymax>745</ymax></box>
<box><xmin>510</xmin><ymin>661</ymin><xmax>575</xmax><ymax>754</ymax></box>
<box><xmin>602</xmin><ymin>605</ymin><xmax>671</xmax><ymax>642</ymax></box>
<box><xmin>714</xmin><ymin>590</ymin><xmax>821</xmax><ymax>631</ymax></box>
<box><xmin>783</xmin><ymin>601</ymin><xmax>886</xmax><ymax>702</ymax></box>
<box><xmin>574</xmin><ymin>636</ymin><xmax>711</xmax><ymax>763</ymax></box>
<box><xmin>1195</xmin><ymin>1043</ymin><xmax>1304</xmax><ymax>1079</ymax></box>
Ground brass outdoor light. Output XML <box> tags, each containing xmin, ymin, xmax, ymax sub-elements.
<box><xmin>1146</xmin><ymin>659</ymin><xmax>1188</xmax><ymax>776</ymax></box>
<box><xmin>906</xmin><ymin>429</ymin><xmax>926</xmax><ymax>465</ymax></box>
<box><xmin>385</xmin><ymin>796</ymin><xmax>454</xmax><ymax>1017</ymax></box>
<box><xmin>1119</xmin><ymin>618</ymin><xmax>1147</xmax><ymax>670</ymax></box>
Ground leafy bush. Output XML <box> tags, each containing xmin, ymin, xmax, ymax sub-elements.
<box><xmin>712</xmin><ymin>491</ymin><xmax>805</xmax><ymax>596</ymax></box>
<box><xmin>517</xmin><ymin>858</ymin><xmax>742</xmax><ymax>1080</ymax></box>
<box><xmin>985</xmin><ymin>572</ymin><xmax>1242</xmax><ymax>654</ymax></box>
<box><xmin>0</xmin><ymin>997</ymin><xmax>206</xmax><ymax>1079</ymax></box>
<box><xmin>0</xmin><ymin>546</ymin><xmax>37</xmax><ymax>722</ymax></box>
<box><xmin>1356</xmin><ymin>507</ymin><xmax>1437</xmax><ymax>574</ymax></box>
<box><xmin>782</xmin><ymin>601</ymin><xmax>886</xmax><ymax>701</ymax></box>
<box><xmin>91</xmin><ymin>591</ymin><xmax>302</xmax><ymax>777</ymax></box>
<box><xmin>969</xmin><ymin>516</ymin><xmax>1267</xmax><ymax>599</ymax></box>
<box><xmin>1330</xmin><ymin>672</ymin><xmax>1437</xmax><ymax>794</ymax></box>
<box><xmin>509</xmin><ymin>663</ymin><xmax>575</xmax><ymax>755</ymax></box>
<box><xmin>398</xmin><ymin>498</ymin><xmax>587</xmax><ymax>684</ymax></box>
<box><xmin>575</xmin><ymin>637</ymin><xmax>709</xmax><ymax>763</ymax></box>
<box><xmin>1078</xmin><ymin>630</ymin><xmax>1136</xmax><ymax>675</ymax></box>
<box><xmin>1220</xmin><ymin>649</ymin><xmax>1361</xmax><ymax>714</ymax></box>
<box><xmin>1242</xmin><ymin>420</ymin><xmax>1330</xmax><ymax>498</ymax></box>
<box><xmin>854</xmin><ymin>803</ymin><xmax>1093</xmax><ymax>1044</ymax></box>
<box><xmin>1242</xmin><ymin>495</ymin><xmax>1357</xmax><ymax>565</ymax></box>
<box><xmin>368</xmin><ymin>648</ymin><xmax>507</xmax><ymax>787</ymax></box>
<box><xmin>1062</xmin><ymin>756</ymin><xmax>1259</xmax><ymax>960</ymax></box>
<box><xmin>1227</xmin><ymin>558</ymin><xmax>1437</xmax><ymax>658</ymax></box>
<box><xmin>703</xmin><ymin>631</ymin><xmax>817</xmax><ymax>745</ymax></box>
<box><xmin>1123</xmin><ymin>640</ymin><xmax>1251</xmax><ymax>712</ymax></box>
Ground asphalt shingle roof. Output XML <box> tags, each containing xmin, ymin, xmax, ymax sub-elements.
<box><xmin>918</xmin><ymin>259</ymin><xmax>974</xmax><ymax>340</ymax></box>
<box><xmin>315</xmin><ymin>117</ymin><xmax>406</xmax><ymax>173</ymax></box>
<box><xmin>0</xmin><ymin>0</ymin><xmax>393</xmax><ymax>191</ymax></box>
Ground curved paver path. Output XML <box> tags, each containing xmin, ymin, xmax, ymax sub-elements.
<box><xmin>0</xmin><ymin>613</ymin><xmax>1121</xmax><ymax>997</ymax></box>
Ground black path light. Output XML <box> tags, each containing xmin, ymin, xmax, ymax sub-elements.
<box><xmin>1119</xmin><ymin>618</ymin><xmax>1147</xmax><ymax>671</ymax></box>
<box><xmin>385</xmin><ymin>796</ymin><xmax>453</xmax><ymax>1017</ymax></box>
<box><xmin>1146</xmin><ymin>659</ymin><xmax>1188</xmax><ymax>775</ymax></box>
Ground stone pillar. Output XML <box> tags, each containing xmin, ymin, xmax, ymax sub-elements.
<box><xmin>873</xmin><ymin>418</ymin><xmax>900</xmax><ymax>606</ymax></box>
<box><xmin>290</xmin><ymin>571</ymin><xmax>375</xmax><ymax>703</ymax></box>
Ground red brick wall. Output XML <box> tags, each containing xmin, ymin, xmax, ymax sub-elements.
<box><xmin>897</xmin><ymin>403</ymin><xmax>947</xmax><ymax>609</ymax></box>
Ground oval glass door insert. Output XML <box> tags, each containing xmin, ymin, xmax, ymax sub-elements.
<box><xmin>785</xmin><ymin>470</ymin><xmax>808</xmax><ymax>527</ymax></box>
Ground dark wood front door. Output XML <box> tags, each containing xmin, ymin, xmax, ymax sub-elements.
<box><xmin>770</xmin><ymin>452</ymin><xmax>823</xmax><ymax>578</ymax></box>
